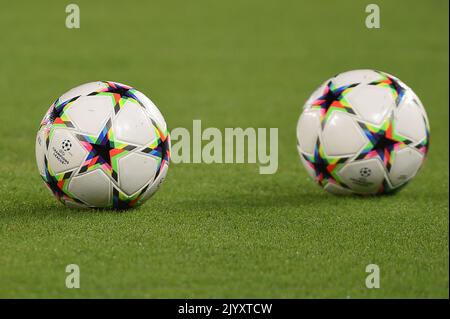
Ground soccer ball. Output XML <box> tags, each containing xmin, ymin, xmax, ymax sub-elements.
<box><xmin>296</xmin><ymin>69</ymin><xmax>430</xmax><ymax>195</ymax></box>
<box><xmin>35</xmin><ymin>81</ymin><xmax>171</xmax><ymax>209</ymax></box>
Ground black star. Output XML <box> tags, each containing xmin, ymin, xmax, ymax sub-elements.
<box><xmin>321</xmin><ymin>85</ymin><xmax>345</xmax><ymax>107</ymax></box>
<box><xmin>112</xmin><ymin>184</ymin><xmax>149</xmax><ymax>210</ymax></box>
<box><xmin>107</xmin><ymin>85</ymin><xmax>134</xmax><ymax>98</ymax></box>
<box><xmin>76</xmin><ymin>119</ymin><xmax>136</xmax><ymax>179</ymax></box>
<box><xmin>370</xmin><ymin>73</ymin><xmax>406</xmax><ymax>105</ymax></box>
<box><xmin>47</xmin><ymin>96</ymin><xmax>79</xmax><ymax>126</ymax></box>
<box><xmin>89</xmin><ymin>141</ymin><xmax>113</xmax><ymax>167</ymax></box>
<box><xmin>140</xmin><ymin>119</ymin><xmax>170</xmax><ymax>179</ymax></box>
<box><xmin>42</xmin><ymin>157</ymin><xmax>75</xmax><ymax>201</ymax></box>
<box><xmin>43</xmin><ymin>158</ymin><xmax>65</xmax><ymax>198</ymax></box>
<box><xmin>312</xmin><ymin>81</ymin><xmax>358</xmax><ymax>128</ymax></box>
<box><xmin>390</xmin><ymin>78</ymin><xmax>405</xmax><ymax>97</ymax></box>
<box><xmin>313</xmin><ymin>155</ymin><xmax>333</xmax><ymax>184</ymax></box>
<box><xmin>141</xmin><ymin>136</ymin><xmax>170</xmax><ymax>160</ymax></box>
<box><xmin>313</xmin><ymin>81</ymin><xmax>358</xmax><ymax>110</ymax></box>
<box><xmin>356</xmin><ymin>116</ymin><xmax>415</xmax><ymax>172</ymax></box>
<box><xmin>48</xmin><ymin>104</ymin><xmax>63</xmax><ymax>123</ymax></box>
<box><xmin>89</xmin><ymin>81</ymin><xmax>143</xmax><ymax>113</ymax></box>
<box><xmin>76</xmin><ymin>119</ymin><xmax>115</xmax><ymax>174</ymax></box>
<box><xmin>372</xmin><ymin>134</ymin><xmax>397</xmax><ymax>154</ymax></box>
<box><xmin>305</xmin><ymin>139</ymin><xmax>347</xmax><ymax>186</ymax></box>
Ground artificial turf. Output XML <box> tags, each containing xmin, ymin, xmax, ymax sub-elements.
<box><xmin>0</xmin><ymin>0</ymin><xmax>448</xmax><ymax>298</ymax></box>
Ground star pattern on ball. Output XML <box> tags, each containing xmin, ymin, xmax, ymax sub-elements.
<box><xmin>140</xmin><ymin>120</ymin><xmax>171</xmax><ymax>180</ymax></box>
<box><xmin>369</xmin><ymin>73</ymin><xmax>406</xmax><ymax>106</ymax></box>
<box><xmin>42</xmin><ymin>157</ymin><xmax>81</xmax><ymax>204</ymax></box>
<box><xmin>42</xmin><ymin>97</ymin><xmax>81</xmax><ymax>150</ymax></box>
<box><xmin>301</xmin><ymin>139</ymin><xmax>349</xmax><ymax>188</ymax></box>
<box><xmin>76</xmin><ymin>118</ymin><xmax>137</xmax><ymax>181</ymax></box>
<box><xmin>356</xmin><ymin>114</ymin><xmax>414</xmax><ymax>172</ymax></box>
<box><xmin>88</xmin><ymin>81</ymin><xmax>144</xmax><ymax>114</ymax></box>
<box><xmin>112</xmin><ymin>184</ymin><xmax>149</xmax><ymax>210</ymax></box>
<box><xmin>311</xmin><ymin>81</ymin><xmax>359</xmax><ymax>127</ymax></box>
<box><xmin>46</xmin><ymin>96</ymin><xmax>80</xmax><ymax>128</ymax></box>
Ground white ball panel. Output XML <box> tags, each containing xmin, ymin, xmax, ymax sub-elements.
<box><xmin>47</xmin><ymin>129</ymin><xmax>87</xmax><ymax>174</ymax></box>
<box><xmin>68</xmin><ymin>170</ymin><xmax>112</xmax><ymax>207</ymax></box>
<box><xmin>35</xmin><ymin>128</ymin><xmax>47</xmax><ymax>176</ymax></box>
<box><xmin>114</xmin><ymin>100</ymin><xmax>156</xmax><ymax>146</ymax></box>
<box><xmin>333</xmin><ymin>69</ymin><xmax>382</xmax><ymax>87</ymax></box>
<box><xmin>118</xmin><ymin>153</ymin><xmax>158</xmax><ymax>196</ymax></box>
<box><xmin>66</xmin><ymin>95</ymin><xmax>113</xmax><ymax>135</ymax></box>
<box><xmin>133</xmin><ymin>90</ymin><xmax>167</xmax><ymax>131</ymax></box>
<box><xmin>321</xmin><ymin>112</ymin><xmax>367</xmax><ymax>157</ymax></box>
<box><xmin>395</xmin><ymin>93</ymin><xmax>427</xmax><ymax>143</ymax></box>
<box><xmin>407</xmin><ymin>91</ymin><xmax>428</xmax><ymax>119</ymax></box>
<box><xmin>296</xmin><ymin>109</ymin><xmax>321</xmax><ymax>155</ymax></box>
<box><xmin>338</xmin><ymin>158</ymin><xmax>386</xmax><ymax>194</ymax></box>
<box><xmin>389</xmin><ymin>147</ymin><xmax>424</xmax><ymax>187</ymax></box>
<box><xmin>324</xmin><ymin>183</ymin><xmax>353</xmax><ymax>195</ymax></box>
<box><xmin>137</xmin><ymin>162</ymin><xmax>169</xmax><ymax>205</ymax></box>
<box><xmin>58</xmin><ymin>81</ymin><xmax>107</xmax><ymax>103</ymax></box>
<box><xmin>410</xmin><ymin>93</ymin><xmax>430</xmax><ymax>131</ymax></box>
<box><xmin>345</xmin><ymin>85</ymin><xmax>394</xmax><ymax>125</ymax></box>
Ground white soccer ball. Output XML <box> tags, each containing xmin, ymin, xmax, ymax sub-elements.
<box><xmin>35</xmin><ymin>81</ymin><xmax>171</xmax><ymax>209</ymax></box>
<box><xmin>296</xmin><ymin>69</ymin><xmax>430</xmax><ymax>195</ymax></box>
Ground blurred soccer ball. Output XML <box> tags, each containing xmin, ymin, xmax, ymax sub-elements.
<box><xmin>36</xmin><ymin>81</ymin><xmax>170</xmax><ymax>209</ymax></box>
<box><xmin>296</xmin><ymin>69</ymin><xmax>430</xmax><ymax>195</ymax></box>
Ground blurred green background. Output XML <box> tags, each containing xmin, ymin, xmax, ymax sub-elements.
<box><xmin>0</xmin><ymin>0</ymin><xmax>448</xmax><ymax>298</ymax></box>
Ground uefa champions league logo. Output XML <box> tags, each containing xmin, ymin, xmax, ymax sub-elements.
<box><xmin>360</xmin><ymin>167</ymin><xmax>372</xmax><ymax>178</ymax></box>
<box><xmin>61</xmin><ymin>139</ymin><xmax>72</xmax><ymax>152</ymax></box>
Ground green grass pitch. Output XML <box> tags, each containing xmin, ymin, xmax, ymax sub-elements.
<box><xmin>0</xmin><ymin>0</ymin><xmax>448</xmax><ymax>298</ymax></box>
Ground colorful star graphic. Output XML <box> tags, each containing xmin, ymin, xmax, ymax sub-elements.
<box><xmin>369</xmin><ymin>72</ymin><xmax>406</xmax><ymax>106</ymax></box>
<box><xmin>109</xmin><ymin>121</ymin><xmax>171</xmax><ymax>210</ymax></box>
<box><xmin>46</xmin><ymin>96</ymin><xmax>80</xmax><ymax>128</ymax></box>
<box><xmin>41</xmin><ymin>96</ymin><xmax>81</xmax><ymax>149</ymax></box>
<box><xmin>311</xmin><ymin>81</ymin><xmax>359</xmax><ymax>127</ymax></box>
<box><xmin>301</xmin><ymin>139</ymin><xmax>349</xmax><ymax>188</ymax></box>
<box><xmin>356</xmin><ymin>115</ymin><xmax>413</xmax><ymax>171</ymax></box>
<box><xmin>89</xmin><ymin>81</ymin><xmax>144</xmax><ymax>114</ymax></box>
<box><xmin>140</xmin><ymin>120</ymin><xmax>171</xmax><ymax>180</ymax></box>
<box><xmin>112</xmin><ymin>185</ymin><xmax>149</xmax><ymax>210</ymax></box>
<box><xmin>76</xmin><ymin>118</ymin><xmax>136</xmax><ymax>181</ymax></box>
<box><xmin>42</xmin><ymin>156</ymin><xmax>81</xmax><ymax>204</ymax></box>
